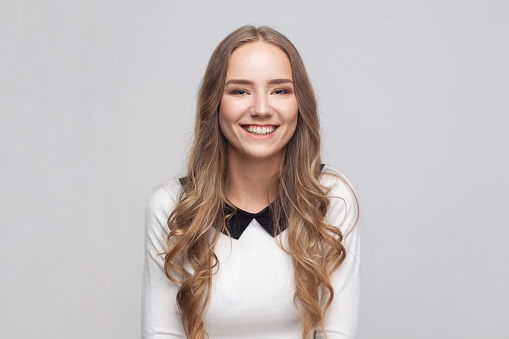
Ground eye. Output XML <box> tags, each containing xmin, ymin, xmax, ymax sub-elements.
<box><xmin>272</xmin><ymin>88</ymin><xmax>290</xmax><ymax>95</ymax></box>
<box><xmin>230</xmin><ymin>89</ymin><xmax>249</xmax><ymax>95</ymax></box>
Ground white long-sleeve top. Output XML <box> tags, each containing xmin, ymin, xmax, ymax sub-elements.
<box><xmin>142</xmin><ymin>167</ymin><xmax>360</xmax><ymax>338</ymax></box>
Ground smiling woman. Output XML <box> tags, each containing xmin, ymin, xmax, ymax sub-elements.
<box><xmin>142</xmin><ymin>25</ymin><xmax>360</xmax><ymax>339</ymax></box>
<box><xmin>219</xmin><ymin>41</ymin><xmax>299</xmax><ymax>207</ymax></box>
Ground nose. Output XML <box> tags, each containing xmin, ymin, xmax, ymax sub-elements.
<box><xmin>252</xmin><ymin>93</ymin><xmax>271</xmax><ymax>117</ymax></box>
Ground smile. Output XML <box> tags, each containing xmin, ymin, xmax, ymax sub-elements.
<box><xmin>242</xmin><ymin>125</ymin><xmax>278</xmax><ymax>136</ymax></box>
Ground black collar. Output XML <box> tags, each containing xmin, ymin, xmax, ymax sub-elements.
<box><xmin>222</xmin><ymin>202</ymin><xmax>286</xmax><ymax>240</ymax></box>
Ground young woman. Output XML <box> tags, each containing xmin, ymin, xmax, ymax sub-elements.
<box><xmin>142</xmin><ymin>26</ymin><xmax>360</xmax><ymax>339</ymax></box>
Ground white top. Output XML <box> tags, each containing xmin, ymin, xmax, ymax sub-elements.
<box><xmin>142</xmin><ymin>167</ymin><xmax>361</xmax><ymax>339</ymax></box>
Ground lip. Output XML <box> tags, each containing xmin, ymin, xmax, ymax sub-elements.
<box><xmin>240</xmin><ymin>124</ymin><xmax>279</xmax><ymax>127</ymax></box>
<box><xmin>240</xmin><ymin>124</ymin><xmax>279</xmax><ymax>139</ymax></box>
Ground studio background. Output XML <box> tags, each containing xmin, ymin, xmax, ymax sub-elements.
<box><xmin>1</xmin><ymin>1</ymin><xmax>508</xmax><ymax>338</ymax></box>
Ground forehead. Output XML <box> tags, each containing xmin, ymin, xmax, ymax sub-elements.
<box><xmin>226</xmin><ymin>41</ymin><xmax>293</xmax><ymax>80</ymax></box>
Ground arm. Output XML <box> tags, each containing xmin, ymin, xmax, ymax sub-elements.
<box><xmin>141</xmin><ymin>183</ymin><xmax>186</xmax><ymax>339</ymax></box>
<box><xmin>315</xmin><ymin>174</ymin><xmax>361</xmax><ymax>339</ymax></box>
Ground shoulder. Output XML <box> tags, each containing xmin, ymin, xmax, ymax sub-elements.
<box><xmin>145</xmin><ymin>178</ymin><xmax>182</xmax><ymax>227</ymax></box>
<box><xmin>320</xmin><ymin>165</ymin><xmax>358</xmax><ymax>202</ymax></box>
<box><xmin>319</xmin><ymin>166</ymin><xmax>359</xmax><ymax>234</ymax></box>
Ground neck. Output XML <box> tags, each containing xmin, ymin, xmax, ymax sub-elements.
<box><xmin>225</xmin><ymin>149</ymin><xmax>282</xmax><ymax>213</ymax></box>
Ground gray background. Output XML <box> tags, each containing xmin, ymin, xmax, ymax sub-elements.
<box><xmin>1</xmin><ymin>1</ymin><xmax>508</xmax><ymax>338</ymax></box>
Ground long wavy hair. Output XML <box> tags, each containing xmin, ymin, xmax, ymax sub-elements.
<box><xmin>163</xmin><ymin>25</ymin><xmax>355</xmax><ymax>339</ymax></box>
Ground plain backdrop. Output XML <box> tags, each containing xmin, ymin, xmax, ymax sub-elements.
<box><xmin>1</xmin><ymin>1</ymin><xmax>508</xmax><ymax>338</ymax></box>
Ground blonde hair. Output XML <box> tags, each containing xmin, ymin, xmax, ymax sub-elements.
<box><xmin>163</xmin><ymin>25</ymin><xmax>355</xmax><ymax>338</ymax></box>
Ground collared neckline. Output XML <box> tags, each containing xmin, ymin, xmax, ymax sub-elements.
<box><xmin>178</xmin><ymin>164</ymin><xmax>324</xmax><ymax>240</ymax></box>
<box><xmin>222</xmin><ymin>202</ymin><xmax>286</xmax><ymax>240</ymax></box>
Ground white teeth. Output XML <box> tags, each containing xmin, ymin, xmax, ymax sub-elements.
<box><xmin>243</xmin><ymin>126</ymin><xmax>277</xmax><ymax>136</ymax></box>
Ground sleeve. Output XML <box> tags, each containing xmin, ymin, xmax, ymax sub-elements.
<box><xmin>141</xmin><ymin>184</ymin><xmax>187</xmax><ymax>339</ymax></box>
<box><xmin>315</xmin><ymin>174</ymin><xmax>361</xmax><ymax>339</ymax></box>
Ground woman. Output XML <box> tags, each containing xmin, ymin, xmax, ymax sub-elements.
<box><xmin>142</xmin><ymin>25</ymin><xmax>360</xmax><ymax>339</ymax></box>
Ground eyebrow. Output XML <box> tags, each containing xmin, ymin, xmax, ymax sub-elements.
<box><xmin>224</xmin><ymin>78</ymin><xmax>293</xmax><ymax>86</ymax></box>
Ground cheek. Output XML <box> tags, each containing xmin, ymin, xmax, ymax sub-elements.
<box><xmin>218</xmin><ymin>98</ymin><xmax>231</xmax><ymax>128</ymax></box>
<box><xmin>287</xmin><ymin>117</ymin><xmax>298</xmax><ymax>142</ymax></box>
<box><xmin>219</xmin><ymin>97</ymin><xmax>240</xmax><ymax>124</ymax></box>
<box><xmin>218</xmin><ymin>98</ymin><xmax>238</xmax><ymax>141</ymax></box>
<box><xmin>218</xmin><ymin>109</ymin><xmax>229</xmax><ymax>138</ymax></box>
<box><xmin>285</xmin><ymin>102</ymin><xmax>299</xmax><ymax>140</ymax></box>
<box><xmin>286</xmin><ymin>102</ymin><xmax>299</xmax><ymax>129</ymax></box>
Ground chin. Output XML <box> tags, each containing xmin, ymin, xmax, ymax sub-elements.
<box><xmin>244</xmin><ymin>149</ymin><xmax>283</xmax><ymax>161</ymax></box>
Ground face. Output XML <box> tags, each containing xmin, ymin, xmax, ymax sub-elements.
<box><xmin>219</xmin><ymin>41</ymin><xmax>299</xmax><ymax>163</ymax></box>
